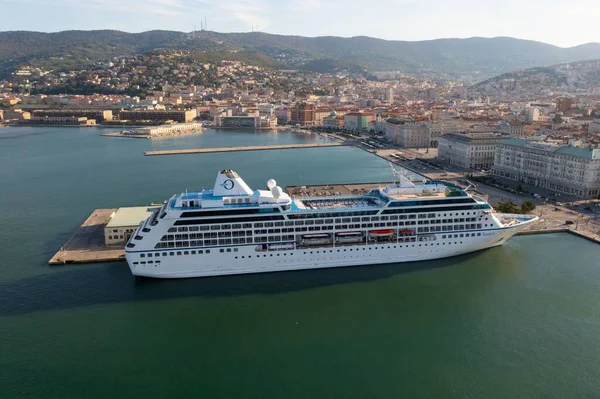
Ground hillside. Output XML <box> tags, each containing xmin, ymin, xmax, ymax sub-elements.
<box><xmin>1</xmin><ymin>30</ymin><xmax>600</xmax><ymax>79</ymax></box>
<box><xmin>472</xmin><ymin>59</ymin><xmax>600</xmax><ymax>95</ymax></box>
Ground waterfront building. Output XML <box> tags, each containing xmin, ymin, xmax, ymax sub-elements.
<box><xmin>118</xmin><ymin>109</ymin><xmax>197</xmax><ymax>123</ymax></box>
<box><xmin>292</xmin><ymin>103</ymin><xmax>316</xmax><ymax>126</ymax></box>
<box><xmin>274</xmin><ymin>108</ymin><xmax>291</xmax><ymax>125</ymax></box>
<box><xmin>28</xmin><ymin>116</ymin><xmax>96</xmax><ymax>126</ymax></box>
<box><xmin>492</xmin><ymin>139</ymin><xmax>600</xmax><ymax>199</ymax></box>
<box><xmin>322</xmin><ymin>111</ymin><xmax>344</xmax><ymax>129</ymax></box>
<box><xmin>124</xmin><ymin>122</ymin><xmax>204</xmax><ymax>137</ymax></box>
<box><xmin>437</xmin><ymin>134</ymin><xmax>503</xmax><ymax>170</ymax></box>
<box><xmin>105</xmin><ymin>207</ymin><xmax>155</xmax><ymax>245</ymax></box>
<box><xmin>214</xmin><ymin>115</ymin><xmax>277</xmax><ymax>128</ymax></box>
<box><xmin>31</xmin><ymin>109</ymin><xmax>113</xmax><ymax>122</ymax></box>
<box><xmin>344</xmin><ymin>112</ymin><xmax>375</xmax><ymax>132</ymax></box>
<box><xmin>384</xmin><ymin>119</ymin><xmax>440</xmax><ymax>148</ymax></box>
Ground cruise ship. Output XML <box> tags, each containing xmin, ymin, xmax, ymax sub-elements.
<box><xmin>125</xmin><ymin>168</ymin><xmax>537</xmax><ymax>278</ymax></box>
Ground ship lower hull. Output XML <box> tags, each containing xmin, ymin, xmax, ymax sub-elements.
<box><xmin>126</xmin><ymin>223</ymin><xmax>529</xmax><ymax>279</ymax></box>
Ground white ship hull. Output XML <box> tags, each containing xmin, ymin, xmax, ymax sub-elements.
<box><xmin>126</xmin><ymin>222</ymin><xmax>531</xmax><ymax>279</ymax></box>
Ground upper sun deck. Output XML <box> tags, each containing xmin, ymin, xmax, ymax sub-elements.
<box><xmin>167</xmin><ymin>169</ymin><xmax>292</xmax><ymax>211</ymax></box>
<box><xmin>295</xmin><ymin>196</ymin><xmax>384</xmax><ymax>211</ymax></box>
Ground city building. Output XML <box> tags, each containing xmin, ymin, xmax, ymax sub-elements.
<box><xmin>437</xmin><ymin>134</ymin><xmax>503</xmax><ymax>169</ymax></box>
<box><xmin>499</xmin><ymin>121</ymin><xmax>525</xmax><ymax>136</ymax></box>
<box><xmin>274</xmin><ymin>108</ymin><xmax>291</xmax><ymax>125</ymax></box>
<box><xmin>104</xmin><ymin>207</ymin><xmax>155</xmax><ymax>245</ymax></box>
<box><xmin>292</xmin><ymin>102</ymin><xmax>316</xmax><ymax>125</ymax></box>
<box><xmin>492</xmin><ymin>139</ymin><xmax>600</xmax><ymax>199</ymax></box>
<box><xmin>589</xmin><ymin>119</ymin><xmax>600</xmax><ymax>134</ymax></box>
<box><xmin>31</xmin><ymin>109</ymin><xmax>113</xmax><ymax>122</ymax></box>
<box><xmin>322</xmin><ymin>111</ymin><xmax>344</xmax><ymax>129</ymax></box>
<box><xmin>384</xmin><ymin>119</ymin><xmax>443</xmax><ymax>148</ymax></box>
<box><xmin>526</xmin><ymin>108</ymin><xmax>540</xmax><ymax>123</ymax></box>
<box><xmin>556</xmin><ymin>97</ymin><xmax>574</xmax><ymax>113</ymax></box>
<box><xmin>118</xmin><ymin>109</ymin><xmax>197</xmax><ymax>123</ymax></box>
<box><xmin>384</xmin><ymin>88</ymin><xmax>394</xmax><ymax>103</ymax></box>
<box><xmin>28</xmin><ymin>116</ymin><xmax>96</xmax><ymax>126</ymax></box>
<box><xmin>214</xmin><ymin>115</ymin><xmax>277</xmax><ymax>128</ymax></box>
<box><xmin>344</xmin><ymin>111</ymin><xmax>375</xmax><ymax>132</ymax></box>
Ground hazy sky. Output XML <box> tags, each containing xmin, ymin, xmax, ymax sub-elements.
<box><xmin>2</xmin><ymin>0</ymin><xmax>599</xmax><ymax>47</ymax></box>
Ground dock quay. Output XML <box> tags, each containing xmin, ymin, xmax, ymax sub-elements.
<box><xmin>49</xmin><ymin>209</ymin><xmax>125</xmax><ymax>265</ymax></box>
<box><xmin>144</xmin><ymin>142</ymin><xmax>345</xmax><ymax>156</ymax></box>
<box><xmin>49</xmin><ymin>206</ymin><xmax>155</xmax><ymax>265</ymax></box>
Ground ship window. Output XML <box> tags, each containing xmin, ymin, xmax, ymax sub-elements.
<box><xmin>189</xmin><ymin>226</ymin><xmax>199</xmax><ymax>231</ymax></box>
<box><xmin>133</xmin><ymin>262</ymin><xmax>139</xmax><ymax>265</ymax></box>
<box><xmin>220</xmin><ymin>249</ymin><xmax>224</xmax><ymax>253</ymax></box>
<box><xmin>198</xmin><ymin>250</ymin><xmax>204</xmax><ymax>254</ymax></box>
<box><xmin>232</xmin><ymin>224</ymin><xmax>242</xmax><ymax>229</ymax></box>
<box><xmin>325</xmin><ymin>219</ymin><xmax>333</xmax><ymax>224</ymax></box>
<box><xmin>234</xmin><ymin>248</ymin><xmax>238</xmax><ymax>252</ymax></box>
<box><xmin>169</xmin><ymin>252</ymin><xmax>174</xmax><ymax>256</ymax></box>
<box><xmin>177</xmin><ymin>251</ymin><xmax>182</xmax><ymax>255</ymax></box>
<box><xmin>226</xmin><ymin>248</ymin><xmax>231</xmax><ymax>252</ymax></box>
<box><xmin>243</xmin><ymin>223</ymin><xmax>252</xmax><ymax>228</ymax></box>
<box><xmin>210</xmin><ymin>225</ymin><xmax>221</xmax><ymax>230</ymax></box>
<box><xmin>183</xmin><ymin>251</ymin><xmax>189</xmax><ymax>255</ymax></box>
<box><xmin>178</xmin><ymin>227</ymin><xmax>188</xmax><ymax>232</ymax></box>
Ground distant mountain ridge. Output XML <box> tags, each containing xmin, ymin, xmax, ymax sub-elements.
<box><xmin>1</xmin><ymin>30</ymin><xmax>600</xmax><ymax>79</ymax></box>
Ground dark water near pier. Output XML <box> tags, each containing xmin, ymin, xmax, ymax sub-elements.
<box><xmin>1</xmin><ymin>126</ymin><xmax>599</xmax><ymax>398</ymax></box>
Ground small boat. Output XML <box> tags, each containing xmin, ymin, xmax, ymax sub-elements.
<box><xmin>335</xmin><ymin>231</ymin><xmax>364</xmax><ymax>243</ymax></box>
<box><xmin>368</xmin><ymin>229</ymin><xmax>395</xmax><ymax>237</ymax></box>
<box><xmin>301</xmin><ymin>233</ymin><xmax>331</xmax><ymax>245</ymax></box>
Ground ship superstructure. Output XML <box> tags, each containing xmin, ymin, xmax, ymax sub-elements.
<box><xmin>125</xmin><ymin>169</ymin><xmax>537</xmax><ymax>278</ymax></box>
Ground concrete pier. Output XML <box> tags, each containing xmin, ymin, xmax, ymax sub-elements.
<box><xmin>49</xmin><ymin>209</ymin><xmax>125</xmax><ymax>265</ymax></box>
<box><xmin>144</xmin><ymin>142</ymin><xmax>345</xmax><ymax>156</ymax></box>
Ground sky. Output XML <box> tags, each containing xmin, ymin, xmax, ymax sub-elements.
<box><xmin>2</xmin><ymin>0</ymin><xmax>599</xmax><ymax>47</ymax></box>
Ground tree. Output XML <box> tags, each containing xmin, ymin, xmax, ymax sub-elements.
<box><xmin>520</xmin><ymin>200</ymin><xmax>536</xmax><ymax>213</ymax></box>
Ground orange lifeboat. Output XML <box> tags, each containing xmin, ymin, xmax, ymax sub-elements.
<box><xmin>369</xmin><ymin>229</ymin><xmax>395</xmax><ymax>237</ymax></box>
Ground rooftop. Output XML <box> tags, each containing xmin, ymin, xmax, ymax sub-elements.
<box><xmin>501</xmin><ymin>138</ymin><xmax>600</xmax><ymax>159</ymax></box>
<box><xmin>106</xmin><ymin>206</ymin><xmax>156</xmax><ymax>228</ymax></box>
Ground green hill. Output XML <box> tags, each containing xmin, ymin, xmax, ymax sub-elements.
<box><xmin>1</xmin><ymin>30</ymin><xmax>600</xmax><ymax>79</ymax></box>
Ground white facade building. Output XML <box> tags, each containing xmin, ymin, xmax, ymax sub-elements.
<box><xmin>437</xmin><ymin>134</ymin><xmax>502</xmax><ymax>170</ymax></box>
<box><xmin>492</xmin><ymin>139</ymin><xmax>600</xmax><ymax>199</ymax></box>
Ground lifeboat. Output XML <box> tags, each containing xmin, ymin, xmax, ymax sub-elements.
<box><xmin>368</xmin><ymin>229</ymin><xmax>395</xmax><ymax>237</ymax></box>
<box><xmin>301</xmin><ymin>233</ymin><xmax>331</xmax><ymax>245</ymax></box>
<box><xmin>399</xmin><ymin>229</ymin><xmax>415</xmax><ymax>236</ymax></box>
<box><xmin>335</xmin><ymin>231</ymin><xmax>364</xmax><ymax>243</ymax></box>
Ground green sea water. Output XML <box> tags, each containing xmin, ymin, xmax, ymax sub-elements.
<box><xmin>1</xmin><ymin>126</ymin><xmax>599</xmax><ymax>398</ymax></box>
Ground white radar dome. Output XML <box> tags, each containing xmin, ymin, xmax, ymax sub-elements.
<box><xmin>271</xmin><ymin>186</ymin><xmax>283</xmax><ymax>198</ymax></box>
<box><xmin>267</xmin><ymin>179</ymin><xmax>277</xmax><ymax>190</ymax></box>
